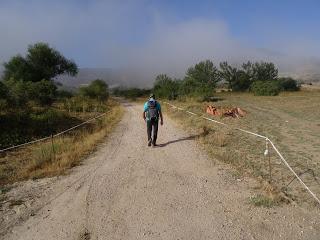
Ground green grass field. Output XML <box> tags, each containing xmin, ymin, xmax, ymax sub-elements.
<box><xmin>164</xmin><ymin>90</ymin><xmax>320</xmax><ymax>206</ymax></box>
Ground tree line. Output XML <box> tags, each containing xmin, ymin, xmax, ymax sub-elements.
<box><xmin>153</xmin><ymin>60</ymin><xmax>300</xmax><ymax>99</ymax></box>
<box><xmin>0</xmin><ymin>42</ymin><xmax>109</xmax><ymax>148</ymax></box>
<box><xmin>0</xmin><ymin>42</ymin><xmax>109</xmax><ymax>112</ymax></box>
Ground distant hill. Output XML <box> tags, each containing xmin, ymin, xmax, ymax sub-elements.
<box><xmin>56</xmin><ymin>68</ymin><xmax>118</xmax><ymax>88</ymax></box>
<box><xmin>56</xmin><ymin>65</ymin><xmax>320</xmax><ymax>87</ymax></box>
<box><xmin>0</xmin><ymin>67</ymin><xmax>150</xmax><ymax>88</ymax></box>
<box><xmin>279</xmin><ymin>57</ymin><xmax>320</xmax><ymax>83</ymax></box>
<box><xmin>56</xmin><ymin>68</ymin><xmax>151</xmax><ymax>88</ymax></box>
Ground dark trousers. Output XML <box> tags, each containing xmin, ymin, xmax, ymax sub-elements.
<box><xmin>147</xmin><ymin>119</ymin><xmax>158</xmax><ymax>144</ymax></box>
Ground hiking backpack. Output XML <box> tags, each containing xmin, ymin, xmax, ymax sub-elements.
<box><xmin>147</xmin><ymin>100</ymin><xmax>158</xmax><ymax>121</ymax></box>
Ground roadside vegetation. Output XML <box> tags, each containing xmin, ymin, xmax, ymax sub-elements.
<box><xmin>0</xmin><ymin>43</ymin><xmax>123</xmax><ymax>185</ymax></box>
<box><xmin>112</xmin><ymin>87</ymin><xmax>151</xmax><ymax>100</ymax></box>
<box><xmin>143</xmin><ymin>59</ymin><xmax>317</xmax><ymax>206</ymax></box>
<box><xmin>163</xmin><ymin>91</ymin><xmax>320</xmax><ymax>206</ymax></box>
<box><xmin>153</xmin><ymin>59</ymin><xmax>300</xmax><ymax>99</ymax></box>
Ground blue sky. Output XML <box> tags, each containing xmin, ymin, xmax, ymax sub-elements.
<box><xmin>0</xmin><ymin>0</ymin><xmax>320</xmax><ymax>78</ymax></box>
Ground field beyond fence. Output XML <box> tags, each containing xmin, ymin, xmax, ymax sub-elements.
<box><xmin>164</xmin><ymin>90</ymin><xmax>320</xmax><ymax>207</ymax></box>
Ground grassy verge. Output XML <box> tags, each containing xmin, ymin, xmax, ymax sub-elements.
<box><xmin>0</xmin><ymin>99</ymin><xmax>123</xmax><ymax>185</ymax></box>
<box><xmin>163</xmin><ymin>90</ymin><xmax>320</xmax><ymax>206</ymax></box>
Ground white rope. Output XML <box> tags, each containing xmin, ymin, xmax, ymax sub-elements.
<box><xmin>235</xmin><ymin>128</ymin><xmax>268</xmax><ymax>140</ymax></box>
<box><xmin>186</xmin><ymin>111</ymin><xmax>198</xmax><ymax>116</ymax></box>
<box><xmin>202</xmin><ymin>116</ymin><xmax>228</xmax><ymax>126</ymax></box>
<box><xmin>164</xmin><ymin>101</ymin><xmax>320</xmax><ymax>206</ymax></box>
<box><xmin>268</xmin><ymin>140</ymin><xmax>320</xmax><ymax>205</ymax></box>
<box><xmin>0</xmin><ymin>112</ymin><xmax>107</xmax><ymax>153</ymax></box>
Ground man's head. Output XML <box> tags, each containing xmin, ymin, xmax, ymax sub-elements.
<box><xmin>149</xmin><ymin>93</ymin><xmax>155</xmax><ymax>99</ymax></box>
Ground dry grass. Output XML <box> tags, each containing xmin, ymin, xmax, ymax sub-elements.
<box><xmin>0</xmin><ymin>99</ymin><xmax>124</xmax><ymax>185</ymax></box>
<box><xmin>164</xmin><ymin>90</ymin><xmax>320</xmax><ymax>206</ymax></box>
<box><xmin>249</xmin><ymin>194</ymin><xmax>276</xmax><ymax>208</ymax></box>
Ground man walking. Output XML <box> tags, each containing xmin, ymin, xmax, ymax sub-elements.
<box><xmin>142</xmin><ymin>94</ymin><xmax>163</xmax><ymax>147</ymax></box>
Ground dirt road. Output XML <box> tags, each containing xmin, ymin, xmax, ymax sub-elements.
<box><xmin>1</xmin><ymin>102</ymin><xmax>319</xmax><ymax>239</ymax></box>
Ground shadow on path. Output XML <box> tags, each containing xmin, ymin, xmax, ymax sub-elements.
<box><xmin>157</xmin><ymin>134</ymin><xmax>200</xmax><ymax>147</ymax></box>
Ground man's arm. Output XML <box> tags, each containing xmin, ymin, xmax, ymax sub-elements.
<box><xmin>142</xmin><ymin>111</ymin><xmax>146</xmax><ymax>122</ymax></box>
<box><xmin>143</xmin><ymin>103</ymin><xmax>147</xmax><ymax>122</ymax></box>
<box><xmin>159</xmin><ymin>110</ymin><xmax>163</xmax><ymax>125</ymax></box>
<box><xmin>157</xmin><ymin>102</ymin><xmax>163</xmax><ymax>125</ymax></box>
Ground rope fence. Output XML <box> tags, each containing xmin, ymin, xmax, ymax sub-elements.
<box><xmin>164</xmin><ymin>101</ymin><xmax>320</xmax><ymax>206</ymax></box>
<box><xmin>0</xmin><ymin>112</ymin><xmax>107</xmax><ymax>153</ymax></box>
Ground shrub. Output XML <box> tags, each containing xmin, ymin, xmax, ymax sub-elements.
<box><xmin>4</xmin><ymin>79</ymin><xmax>31</xmax><ymax>108</ymax></box>
<box><xmin>0</xmin><ymin>81</ymin><xmax>8</xmax><ymax>99</ymax></box>
<box><xmin>112</xmin><ymin>87</ymin><xmax>151</xmax><ymax>99</ymax></box>
<box><xmin>231</xmin><ymin>71</ymin><xmax>252</xmax><ymax>91</ymax></box>
<box><xmin>56</xmin><ymin>89</ymin><xmax>74</xmax><ymax>99</ymax></box>
<box><xmin>243</xmin><ymin>61</ymin><xmax>278</xmax><ymax>82</ymax></box>
<box><xmin>4</xmin><ymin>79</ymin><xmax>57</xmax><ymax>107</ymax></box>
<box><xmin>251</xmin><ymin>81</ymin><xmax>281</xmax><ymax>96</ymax></box>
<box><xmin>79</xmin><ymin>79</ymin><xmax>109</xmax><ymax>101</ymax></box>
<box><xmin>278</xmin><ymin>77</ymin><xmax>300</xmax><ymax>91</ymax></box>
<box><xmin>63</xmin><ymin>96</ymin><xmax>107</xmax><ymax>113</ymax></box>
<box><xmin>153</xmin><ymin>74</ymin><xmax>180</xmax><ymax>100</ymax></box>
<box><xmin>29</xmin><ymin>80</ymin><xmax>58</xmax><ymax>106</ymax></box>
<box><xmin>0</xmin><ymin>82</ymin><xmax>8</xmax><ymax>111</ymax></box>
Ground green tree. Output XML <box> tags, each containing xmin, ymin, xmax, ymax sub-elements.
<box><xmin>240</xmin><ymin>61</ymin><xmax>279</xmax><ymax>92</ymax></box>
<box><xmin>184</xmin><ymin>60</ymin><xmax>220</xmax><ymax>97</ymax></box>
<box><xmin>79</xmin><ymin>79</ymin><xmax>109</xmax><ymax>101</ymax></box>
<box><xmin>219</xmin><ymin>61</ymin><xmax>238</xmax><ymax>89</ymax></box>
<box><xmin>3</xmin><ymin>42</ymin><xmax>78</xmax><ymax>82</ymax></box>
<box><xmin>233</xmin><ymin>70</ymin><xmax>252</xmax><ymax>91</ymax></box>
<box><xmin>153</xmin><ymin>74</ymin><xmax>180</xmax><ymax>99</ymax></box>
<box><xmin>242</xmin><ymin>61</ymin><xmax>254</xmax><ymax>82</ymax></box>
<box><xmin>251</xmin><ymin>61</ymin><xmax>278</xmax><ymax>82</ymax></box>
<box><xmin>2</xmin><ymin>42</ymin><xmax>78</xmax><ymax>107</ymax></box>
<box><xmin>219</xmin><ymin>61</ymin><xmax>252</xmax><ymax>91</ymax></box>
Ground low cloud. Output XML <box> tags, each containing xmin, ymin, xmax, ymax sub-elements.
<box><xmin>1</xmin><ymin>0</ymin><xmax>319</xmax><ymax>86</ymax></box>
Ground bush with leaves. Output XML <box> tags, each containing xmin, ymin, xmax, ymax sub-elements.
<box><xmin>2</xmin><ymin>42</ymin><xmax>78</xmax><ymax>107</ymax></box>
<box><xmin>29</xmin><ymin>80</ymin><xmax>58</xmax><ymax>106</ymax></box>
<box><xmin>278</xmin><ymin>77</ymin><xmax>300</xmax><ymax>91</ymax></box>
<box><xmin>243</xmin><ymin>61</ymin><xmax>278</xmax><ymax>82</ymax></box>
<box><xmin>4</xmin><ymin>79</ymin><xmax>31</xmax><ymax>108</ymax></box>
<box><xmin>219</xmin><ymin>62</ymin><xmax>251</xmax><ymax>91</ymax></box>
<box><xmin>182</xmin><ymin>60</ymin><xmax>220</xmax><ymax>97</ymax></box>
<box><xmin>79</xmin><ymin>79</ymin><xmax>109</xmax><ymax>102</ymax></box>
<box><xmin>113</xmin><ymin>87</ymin><xmax>151</xmax><ymax>99</ymax></box>
<box><xmin>0</xmin><ymin>81</ymin><xmax>9</xmax><ymax>111</ymax></box>
<box><xmin>4</xmin><ymin>79</ymin><xmax>57</xmax><ymax>107</ymax></box>
<box><xmin>56</xmin><ymin>89</ymin><xmax>74</xmax><ymax>99</ymax></box>
<box><xmin>251</xmin><ymin>81</ymin><xmax>281</xmax><ymax>96</ymax></box>
<box><xmin>153</xmin><ymin>74</ymin><xmax>180</xmax><ymax>99</ymax></box>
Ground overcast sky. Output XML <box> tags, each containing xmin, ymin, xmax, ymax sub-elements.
<box><xmin>1</xmin><ymin>0</ymin><xmax>320</xmax><ymax>81</ymax></box>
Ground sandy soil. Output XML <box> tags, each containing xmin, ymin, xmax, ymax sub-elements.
<box><xmin>0</xmin><ymin>102</ymin><xmax>319</xmax><ymax>240</ymax></box>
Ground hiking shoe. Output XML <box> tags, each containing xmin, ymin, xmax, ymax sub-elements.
<box><xmin>152</xmin><ymin>143</ymin><xmax>157</xmax><ymax>147</ymax></box>
<box><xmin>148</xmin><ymin>140</ymin><xmax>152</xmax><ymax>146</ymax></box>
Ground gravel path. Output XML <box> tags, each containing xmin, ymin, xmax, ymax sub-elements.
<box><xmin>1</xmin><ymin>102</ymin><xmax>319</xmax><ymax>240</ymax></box>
